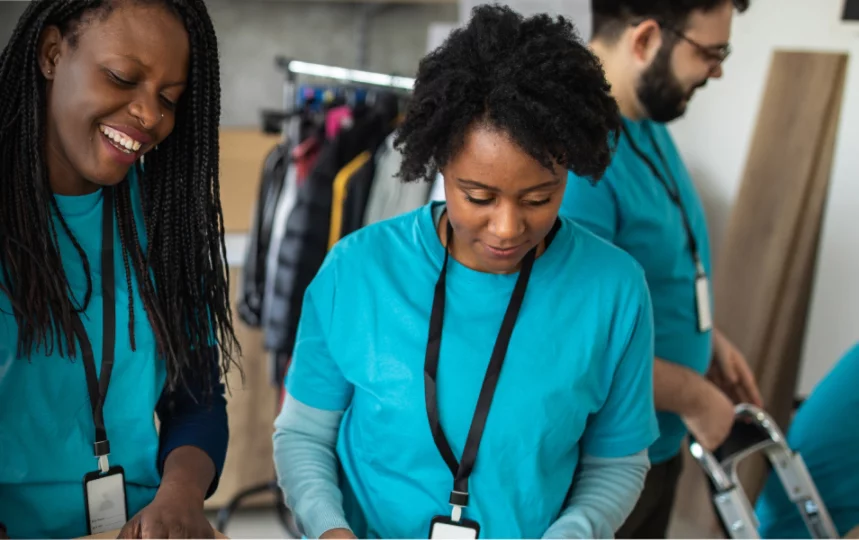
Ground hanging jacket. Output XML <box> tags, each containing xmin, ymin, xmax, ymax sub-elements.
<box><xmin>332</xmin><ymin>151</ymin><xmax>373</xmax><ymax>247</ymax></box>
<box><xmin>237</xmin><ymin>141</ymin><xmax>290</xmax><ymax>328</ymax></box>
<box><xmin>362</xmin><ymin>133</ymin><xmax>432</xmax><ymax>226</ymax></box>
<box><xmin>263</xmin><ymin>110</ymin><xmax>395</xmax><ymax>359</ymax></box>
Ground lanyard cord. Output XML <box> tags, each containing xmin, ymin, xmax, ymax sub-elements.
<box><xmin>621</xmin><ymin>124</ymin><xmax>702</xmax><ymax>269</ymax></box>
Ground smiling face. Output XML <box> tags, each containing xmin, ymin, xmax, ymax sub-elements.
<box><xmin>38</xmin><ymin>2</ymin><xmax>189</xmax><ymax>195</ymax></box>
<box><xmin>441</xmin><ymin>124</ymin><xmax>566</xmax><ymax>275</ymax></box>
<box><xmin>635</xmin><ymin>0</ymin><xmax>734</xmax><ymax>122</ymax></box>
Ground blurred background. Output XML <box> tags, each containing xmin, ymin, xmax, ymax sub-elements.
<box><xmin>2</xmin><ymin>0</ymin><xmax>858</xmax><ymax>538</ymax></box>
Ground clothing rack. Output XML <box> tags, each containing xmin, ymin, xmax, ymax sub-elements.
<box><xmin>226</xmin><ymin>57</ymin><xmax>417</xmax><ymax>537</ymax></box>
<box><xmin>275</xmin><ymin>56</ymin><xmax>416</xmax><ymax>91</ymax></box>
<box><xmin>261</xmin><ymin>57</ymin><xmax>413</xmax><ymax>139</ymax></box>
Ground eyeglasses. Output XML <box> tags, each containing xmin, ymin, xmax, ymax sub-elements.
<box><xmin>663</xmin><ymin>26</ymin><xmax>732</xmax><ymax>65</ymax></box>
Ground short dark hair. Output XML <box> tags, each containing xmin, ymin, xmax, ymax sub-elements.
<box><xmin>592</xmin><ymin>0</ymin><xmax>750</xmax><ymax>43</ymax></box>
<box><xmin>0</xmin><ymin>0</ymin><xmax>239</xmax><ymax>400</ymax></box>
<box><xmin>394</xmin><ymin>4</ymin><xmax>621</xmax><ymax>184</ymax></box>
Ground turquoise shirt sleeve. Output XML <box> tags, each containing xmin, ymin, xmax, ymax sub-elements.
<box><xmin>273</xmin><ymin>394</ymin><xmax>350</xmax><ymax>539</ymax></box>
<box><xmin>560</xmin><ymin>172</ymin><xmax>619</xmax><ymax>242</ymax></box>
<box><xmin>581</xmin><ymin>271</ymin><xmax>659</xmax><ymax>458</ymax></box>
<box><xmin>755</xmin><ymin>343</ymin><xmax>859</xmax><ymax>538</ymax></box>
<box><xmin>286</xmin><ymin>256</ymin><xmax>354</xmax><ymax>411</ymax></box>
<box><xmin>543</xmin><ymin>451</ymin><xmax>650</xmax><ymax>539</ymax></box>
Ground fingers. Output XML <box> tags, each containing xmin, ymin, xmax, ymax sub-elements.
<box><xmin>195</xmin><ymin>522</ymin><xmax>216</xmax><ymax>539</ymax></box>
<box><xmin>738</xmin><ymin>362</ymin><xmax>764</xmax><ymax>408</ymax></box>
<box><xmin>151</xmin><ymin>520</ymin><xmax>213</xmax><ymax>539</ymax></box>
<box><xmin>721</xmin><ymin>361</ymin><xmax>739</xmax><ymax>385</ymax></box>
<box><xmin>139</xmin><ymin>519</ymin><xmax>170</xmax><ymax>540</ymax></box>
<box><xmin>117</xmin><ymin>519</ymin><xmax>140</xmax><ymax>539</ymax></box>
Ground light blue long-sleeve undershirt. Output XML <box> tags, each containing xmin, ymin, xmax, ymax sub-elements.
<box><xmin>273</xmin><ymin>394</ymin><xmax>650</xmax><ymax>539</ymax></box>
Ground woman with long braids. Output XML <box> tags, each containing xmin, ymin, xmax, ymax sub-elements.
<box><xmin>0</xmin><ymin>1</ymin><xmax>239</xmax><ymax>538</ymax></box>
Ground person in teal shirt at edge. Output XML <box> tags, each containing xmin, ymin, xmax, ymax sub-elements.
<box><xmin>273</xmin><ymin>5</ymin><xmax>659</xmax><ymax>540</ymax></box>
<box><xmin>560</xmin><ymin>0</ymin><xmax>765</xmax><ymax>537</ymax></box>
<box><xmin>0</xmin><ymin>1</ymin><xmax>240</xmax><ymax>538</ymax></box>
<box><xmin>755</xmin><ymin>343</ymin><xmax>859</xmax><ymax>538</ymax></box>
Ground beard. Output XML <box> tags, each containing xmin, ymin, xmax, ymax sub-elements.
<box><xmin>636</xmin><ymin>45</ymin><xmax>707</xmax><ymax>123</ymax></box>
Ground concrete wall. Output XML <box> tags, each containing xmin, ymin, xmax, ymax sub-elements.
<box><xmin>0</xmin><ymin>2</ymin><xmax>28</xmax><ymax>42</ymax></box>
<box><xmin>0</xmin><ymin>0</ymin><xmax>457</xmax><ymax>126</ymax></box>
<box><xmin>209</xmin><ymin>0</ymin><xmax>456</xmax><ymax>126</ymax></box>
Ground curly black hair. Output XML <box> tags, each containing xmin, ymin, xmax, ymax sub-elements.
<box><xmin>0</xmin><ymin>0</ymin><xmax>239</xmax><ymax>400</ymax></box>
<box><xmin>394</xmin><ymin>4</ymin><xmax>621</xmax><ymax>185</ymax></box>
<box><xmin>592</xmin><ymin>0</ymin><xmax>751</xmax><ymax>42</ymax></box>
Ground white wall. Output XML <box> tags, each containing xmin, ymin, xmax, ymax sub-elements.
<box><xmin>667</xmin><ymin>0</ymin><xmax>859</xmax><ymax>396</ymax></box>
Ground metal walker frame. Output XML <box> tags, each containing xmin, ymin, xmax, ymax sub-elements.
<box><xmin>690</xmin><ymin>404</ymin><xmax>839</xmax><ymax>539</ymax></box>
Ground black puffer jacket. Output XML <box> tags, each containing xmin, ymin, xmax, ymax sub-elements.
<box><xmin>237</xmin><ymin>142</ymin><xmax>290</xmax><ymax>328</ymax></box>
<box><xmin>262</xmin><ymin>110</ymin><xmax>394</xmax><ymax>364</ymax></box>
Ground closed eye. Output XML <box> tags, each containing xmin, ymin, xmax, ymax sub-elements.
<box><xmin>160</xmin><ymin>96</ymin><xmax>177</xmax><ymax>110</ymax></box>
<box><xmin>108</xmin><ymin>71</ymin><xmax>134</xmax><ymax>87</ymax></box>
<box><xmin>525</xmin><ymin>198</ymin><xmax>552</xmax><ymax>207</ymax></box>
<box><xmin>465</xmin><ymin>194</ymin><xmax>494</xmax><ymax>206</ymax></box>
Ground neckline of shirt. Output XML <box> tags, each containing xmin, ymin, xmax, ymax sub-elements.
<box><xmin>53</xmin><ymin>188</ymin><xmax>104</xmax><ymax>218</ymax></box>
<box><xmin>416</xmin><ymin>201</ymin><xmax>572</xmax><ymax>290</ymax></box>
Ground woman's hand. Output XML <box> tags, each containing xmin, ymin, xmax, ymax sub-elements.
<box><xmin>117</xmin><ymin>482</ymin><xmax>213</xmax><ymax>539</ymax></box>
<box><xmin>320</xmin><ymin>528</ymin><xmax>357</xmax><ymax>539</ymax></box>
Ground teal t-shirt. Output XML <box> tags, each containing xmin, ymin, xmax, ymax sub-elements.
<box><xmin>560</xmin><ymin>117</ymin><xmax>714</xmax><ymax>464</ymax></box>
<box><xmin>755</xmin><ymin>343</ymin><xmax>859</xmax><ymax>538</ymax></box>
<box><xmin>0</xmin><ymin>171</ymin><xmax>166</xmax><ymax>538</ymax></box>
<box><xmin>286</xmin><ymin>203</ymin><xmax>659</xmax><ymax>539</ymax></box>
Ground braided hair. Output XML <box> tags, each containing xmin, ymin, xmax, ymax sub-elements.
<box><xmin>0</xmin><ymin>0</ymin><xmax>239</xmax><ymax>400</ymax></box>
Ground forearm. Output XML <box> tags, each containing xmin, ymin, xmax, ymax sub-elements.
<box><xmin>156</xmin><ymin>348</ymin><xmax>229</xmax><ymax>498</ymax></box>
<box><xmin>273</xmin><ymin>394</ymin><xmax>350</xmax><ymax>538</ymax></box>
<box><xmin>160</xmin><ymin>446</ymin><xmax>216</xmax><ymax>504</ymax></box>
<box><xmin>543</xmin><ymin>451</ymin><xmax>650</xmax><ymax>539</ymax></box>
<box><xmin>654</xmin><ymin>357</ymin><xmax>707</xmax><ymax>416</ymax></box>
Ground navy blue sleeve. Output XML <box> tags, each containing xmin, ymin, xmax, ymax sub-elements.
<box><xmin>155</xmin><ymin>346</ymin><xmax>229</xmax><ymax>499</ymax></box>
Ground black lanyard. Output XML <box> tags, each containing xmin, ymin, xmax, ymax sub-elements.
<box><xmin>67</xmin><ymin>187</ymin><xmax>117</xmax><ymax>473</ymax></box>
<box><xmin>424</xmin><ymin>217</ymin><xmax>556</xmax><ymax>515</ymax></box>
<box><xmin>621</xmin><ymin>124</ymin><xmax>704</xmax><ymax>274</ymax></box>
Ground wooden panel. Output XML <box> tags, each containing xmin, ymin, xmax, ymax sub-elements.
<box><xmin>219</xmin><ymin>129</ymin><xmax>282</xmax><ymax>234</ymax></box>
<box><xmin>710</xmin><ymin>50</ymin><xmax>847</xmax><ymax>503</ymax></box>
<box><xmin>205</xmin><ymin>267</ymin><xmax>280</xmax><ymax>510</ymax></box>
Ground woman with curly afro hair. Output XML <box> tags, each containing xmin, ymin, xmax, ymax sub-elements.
<box><xmin>273</xmin><ymin>4</ymin><xmax>659</xmax><ymax>539</ymax></box>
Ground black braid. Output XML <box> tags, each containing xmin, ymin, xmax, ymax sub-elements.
<box><xmin>0</xmin><ymin>0</ymin><xmax>240</xmax><ymax>400</ymax></box>
<box><xmin>115</xmin><ymin>181</ymin><xmax>136</xmax><ymax>351</ymax></box>
<box><xmin>50</xmin><ymin>196</ymin><xmax>93</xmax><ymax>313</ymax></box>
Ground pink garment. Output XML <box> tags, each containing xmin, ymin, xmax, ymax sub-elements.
<box><xmin>292</xmin><ymin>136</ymin><xmax>321</xmax><ymax>184</ymax></box>
<box><xmin>325</xmin><ymin>105</ymin><xmax>353</xmax><ymax>140</ymax></box>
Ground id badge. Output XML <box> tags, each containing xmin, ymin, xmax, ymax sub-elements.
<box><xmin>695</xmin><ymin>274</ymin><xmax>713</xmax><ymax>333</ymax></box>
<box><xmin>429</xmin><ymin>516</ymin><xmax>480</xmax><ymax>539</ymax></box>
<box><xmin>83</xmin><ymin>466</ymin><xmax>129</xmax><ymax>535</ymax></box>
